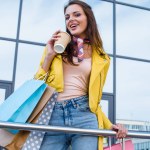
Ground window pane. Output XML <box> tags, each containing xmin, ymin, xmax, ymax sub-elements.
<box><xmin>116</xmin><ymin>5</ymin><xmax>150</xmax><ymax>60</ymax></box>
<box><xmin>0</xmin><ymin>0</ymin><xmax>19</xmax><ymax>38</ymax></box>
<box><xmin>103</xmin><ymin>57</ymin><xmax>113</xmax><ymax>93</ymax></box>
<box><xmin>117</xmin><ymin>0</ymin><xmax>150</xmax><ymax>8</ymax></box>
<box><xmin>92</xmin><ymin>1</ymin><xmax>113</xmax><ymax>54</ymax></box>
<box><xmin>116</xmin><ymin>58</ymin><xmax>150</xmax><ymax>122</ymax></box>
<box><xmin>15</xmin><ymin>44</ymin><xmax>44</xmax><ymax>89</ymax></box>
<box><xmin>0</xmin><ymin>41</ymin><xmax>15</xmax><ymax>81</ymax></box>
<box><xmin>0</xmin><ymin>89</ymin><xmax>5</xmax><ymax>105</ymax></box>
<box><xmin>20</xmin><ymin>0</ymin><xmax>68</xmax><ymax>42</ymax></box>
<box><xmin>101</xmin><ymin>100</ymin><xmax>109</xmax><ymax>117</ymax></box>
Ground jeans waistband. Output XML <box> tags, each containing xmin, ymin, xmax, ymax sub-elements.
<box><xmin>55</xmin><ymin>95</ymin><xmax>88</xmax><ymax>108</ymax></box>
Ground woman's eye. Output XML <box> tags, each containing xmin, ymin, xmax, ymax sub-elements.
<box><xmin>75</xmin><ymin>13</ymin><xmax>81</xmax><ymax>17</ymax></box>
<box><xmin>65</xmin><ymin>16</ymin><xmax>69</xmax><ymax>20</ymax></box>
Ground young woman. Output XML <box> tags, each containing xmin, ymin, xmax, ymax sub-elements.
<box><xmin>35</xmin><ymin>0</ymin><xmax>127</xmax><ymax>150</ymax></box>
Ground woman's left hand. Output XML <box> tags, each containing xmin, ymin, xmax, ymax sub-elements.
<box><xmin>110</xmin><ymin>124</ymin><xmax>128</xmax><ymax>139</ymax></box>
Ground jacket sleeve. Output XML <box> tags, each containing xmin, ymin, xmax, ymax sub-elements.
<box><xmin>34</xmin><ymin>47</ymin><xmax>47</xmax><ymax>80</ymax></box>
<box><xmin>101</xmin><ymin>110</ymin><xmax>112</xmax><ymax>129</ymax></box>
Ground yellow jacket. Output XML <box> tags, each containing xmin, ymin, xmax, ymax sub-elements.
<box><xmin>35</xmin><ymin>47</ymin><xmax>112</xmax><ymax>150</ymax></box>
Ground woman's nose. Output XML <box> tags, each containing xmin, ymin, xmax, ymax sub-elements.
<box><xmin>68</xmin><ymin>16</ymin><xmax>74</xmax><ymax>22</ymax></box>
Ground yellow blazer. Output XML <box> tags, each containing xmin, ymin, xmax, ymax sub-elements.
<box><xmin>35</xmin><ymin>47</ymin><xmax>112</xmax><ymax>150</ymax></box>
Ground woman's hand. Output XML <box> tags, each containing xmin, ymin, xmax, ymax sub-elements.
<box><xmin>110</xmin><ymin>124</ymin><xmax>128</xmax><ymax>139</ymax></box>
<box><xmin>46</xmin><ymin>30</ymin><xmax>61</xmax><ymax>57</ymax></box>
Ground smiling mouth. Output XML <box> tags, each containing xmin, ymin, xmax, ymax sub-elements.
<box><xmin>70</xmin><ymin>24</ymin><xmax>78</xmax><ymax>30</ymax></box>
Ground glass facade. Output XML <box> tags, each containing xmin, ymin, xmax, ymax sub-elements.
<box><xmin>0</xmin><ymin>89</ymin><xmax>5</xmax><ymax>105</ymax></box>
<box><xmin>0</xmin><ymin>0</ymin><xmax>19</xmax><ymax>38</ymax></box>
<box><xmin>15</xmin><ymin>43</ymin><xmax>44</xmax><ymax>89</ymax></box>
<box><xmin>0</xmin><ymin>40</ymin><xmax>16</xmax><ymax>81</ymax></box>
<box><xmin>116</xmin><ymin>4</ymin><xmax>150</xmax><ymax>60</ymax></box>
<box><xmin>0</xmin><ymin>0</ymin><xmax>150</xmax><ymax>149</ymax></box>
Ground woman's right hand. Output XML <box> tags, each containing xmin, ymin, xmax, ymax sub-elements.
<box><xmin>111</xmin><ymin>124</ymin><xmax>128</xmax><ymax>139</ymax></box>
<box><xmin>46</xmin><ymin>30</ymin><xmax>61</xmax><ymax>58</ymax></box>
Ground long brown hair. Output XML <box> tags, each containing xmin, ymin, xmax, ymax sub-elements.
<box><xmin>63</xmin><ymin>0</ymin><xmax>105</xmax><ymax>64</ymax></box>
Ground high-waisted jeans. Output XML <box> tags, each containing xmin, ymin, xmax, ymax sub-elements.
<box><xmin>40</xmin><ymin>95</ymin><xmax>98</xmax><ymax>150</ymax></box>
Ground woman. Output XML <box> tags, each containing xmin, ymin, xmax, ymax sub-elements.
<box><xmin>35</xmin><ymin>0</ymin><xmax>127</xmax><ymax>150</ymax></box>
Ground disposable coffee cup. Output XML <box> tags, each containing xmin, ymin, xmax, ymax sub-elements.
<box><xmin>54</xmin><ymin>31</ymin><xmax>71</xmax><ymax>53</ymax></box>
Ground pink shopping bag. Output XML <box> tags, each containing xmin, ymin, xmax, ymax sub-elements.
<box><xmin>104</xmin><ymin>140</ymin><xmax>134</xmax><ymax>150</ymax></box>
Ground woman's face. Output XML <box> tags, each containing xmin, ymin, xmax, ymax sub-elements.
<box><xmin>65</xmin><ymin>4</ymin><xmax>88</xmax><ymax>39</ymax></box>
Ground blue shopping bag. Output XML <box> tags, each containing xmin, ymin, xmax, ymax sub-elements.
<box><xmin>0</xmin><ymin>79</ymin><xmax>47</xmax><ymax>134</ymax></box>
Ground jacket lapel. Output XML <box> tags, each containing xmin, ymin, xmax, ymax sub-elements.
<box><xmin>89</xmin><ymin>48</ymin><xmax>108</xmax><ymax>90</ymax></box>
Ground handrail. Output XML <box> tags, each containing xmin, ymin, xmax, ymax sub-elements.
<box><xmin>0</xmin><ymin>121</ymin><xmax>150</xmax><ymax>139</ymax></box>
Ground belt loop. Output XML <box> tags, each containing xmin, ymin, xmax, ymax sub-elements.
<box><xmin>71</xmin><ymin>99</ymin><xmax>77</xmax><ymax>108</ymax></box>
<box><xmin>62</xmin><ymin>101</ymin><xmax>67</xmax><ymax>107</ymax></box>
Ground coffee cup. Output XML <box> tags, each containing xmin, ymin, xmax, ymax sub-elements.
<box><xmin>54</xmin><ymin>31</ymin><xmax>71</xmax><ymax>53</ymax></box>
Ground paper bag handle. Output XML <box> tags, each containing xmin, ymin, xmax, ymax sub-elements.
<box><xmin>108</xmin><ymin>137</ymin><xmax>125</xmax><ymax>150</ymax></box>
<box><xmin>34</xmin><ymin>72</ymin><xmax>49</xmax><ymax>82</ymax></box>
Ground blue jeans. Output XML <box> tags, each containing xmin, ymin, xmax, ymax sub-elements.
<box><xmin>40</xmin><ymin>95</ymin><xmax>98</xmax><ymax>150</ymax></box>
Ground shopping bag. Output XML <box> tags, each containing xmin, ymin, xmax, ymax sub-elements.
<box><xmin>104</xmin><ymin>139</ymin><xmax>134</xmax><ymax>150</ymax></box>
<box><xmin>5</xmin><ymin>86</ymin><xmax>56</xmax><ymax>150</ymax></box>
<box><xmin>0</xmin><ymin>79</ymin><xmax>47</xmax><ymax>134</ymax></box>
<box><xmin>27</xmin><ymin>86</ymin><xmax>55</xmax><ymax>123</ymax></box>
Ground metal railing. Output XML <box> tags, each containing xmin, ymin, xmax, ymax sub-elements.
<box><xmin>0</xmin><ymin>121</ymin><xmax>150</xmax><ymax>139</ymax></box>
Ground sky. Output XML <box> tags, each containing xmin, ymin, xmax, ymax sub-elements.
<box><xmin>0</xmin><ymin>0</ymin><xmax>150</xmax><ymax>122</ymax></box>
